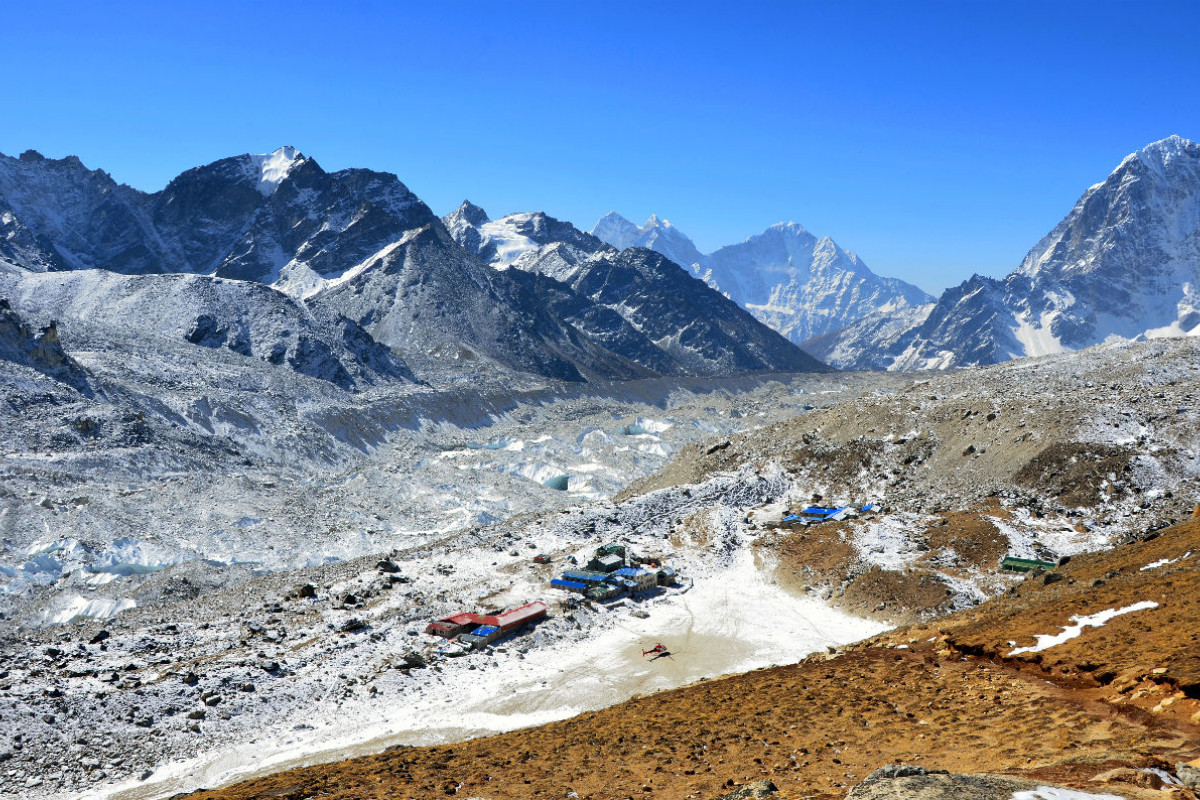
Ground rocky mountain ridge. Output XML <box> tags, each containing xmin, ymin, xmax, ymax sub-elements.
<box><xmin>810</xmin><ymin>135</ymin><xmax>1200</xmax><ymax>370</ymax></box>
<box><xmin>444</xmin><ymin>204</ymin><xmax>828</xmax><ymax>377</ymax></box>
<box><xmin>0</xmin><ymin>148</ymin><xmax>825</xmax><ymax>384</ymax></box>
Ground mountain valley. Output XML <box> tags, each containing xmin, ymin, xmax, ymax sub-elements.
<box><xmin>1</xmin><ymin>139</ymin><xmax>1199</xmax><ymax>800</ymax></box>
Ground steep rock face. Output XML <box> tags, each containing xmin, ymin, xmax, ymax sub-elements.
<box><xmin>888</xmin><ymin>275</ymin><xmax>1023</xmax><ymax>370</ymax></box>
<box><xmin>569</xmin><ymin>246</ymin><xmax>827</xmax><ymax>374</ymax></box>
<box><xmin>0</xmin><ymin>150</ymin><xmax>159</xmax><ymax>273</ymax></box>
<box><xmin>591</xmin><ymin>213</ymin><xmax>932</xmax><ymax>346</ymax></box>
<box><xmin>308</xmin><ymin>224</ymin><xmax>608</xmax><ymax>382</ymax></box>
<box><xmin>450</xmin><ymin>208</ymin><xmax>829</xmax><ymax>376</ymax></box>
<box><xmin>0</xmin><ymin>147</ymin><xmax>434</xmax><ymax>293</ymax></box>
<box><xmin>1006</xmin><ymin>134</ymin><xmax>1200</xmax><ymax>350</ymax></box>
<box><xmin>149</xmin><ymin>149</ymin><xmax>434</xmax><ymax>293</ymax></box>
<box><xmin>818</xmin><ymin>135</ymin><xmax>1200</xmax><ymax>370</ymax></box>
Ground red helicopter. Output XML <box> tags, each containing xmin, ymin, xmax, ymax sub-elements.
<box><xmin>641</xmin><ymin>643</ymin><xmax>668</xmax><ymax>658</ymax></box>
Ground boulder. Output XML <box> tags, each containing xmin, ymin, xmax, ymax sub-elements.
<box><xmin>1177</xmin><ymin>761</ymin><xmax>1200</xmax><ymax>789</ymax></box>
<box><xmin>846</xmin><ymin>772</ymin><xmax>1070</xmax><ymax>800</ymax></box>
<box><xmin>711</xmin><ymin>779</ymin><xmax>777</xmax><ymax>800</ymax></box>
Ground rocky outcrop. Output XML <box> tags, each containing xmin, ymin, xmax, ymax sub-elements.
<box><xmin>711</xmin><ymin>779</ymin><xmax>778</xmax><ymax>799</ymax></box>
<box><xmin>0</xmin><ymin>299</ymin><xmax>89</xmax><ymax>391</ymax></box>
<box><xmin>846</xmin><ymin>771</ymin><xmax>1089</xmax><ymax>800</ymax></box>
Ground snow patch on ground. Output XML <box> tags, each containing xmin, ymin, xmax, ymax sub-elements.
<box><xmin>989</xmin><ymin>511</ymin><xmax>1112</xmax><ymax>562</ymax></box>
<box><xmin>46</xmin><ymin>594</ymin><xmax>136</xmax><ymax>624</ymax></box>
<box><xmin>1141</xmin><ymin>551</ymin><xmax>1191</xmax><ymax>571</ymax></box>
<box><xmin>1011</xmin><ymin>788</ymin><xmax>1126</xmax><ymax>800</ymax></box>
<box><xmin>849</xmin><ymin>513</ymin><xmax>936</xmax><ymax>569</ymax></box>
<box><xmin>1007</xmin><ymin>601</ymin><xmax>1159</xmax><ymax>655</ymax></box>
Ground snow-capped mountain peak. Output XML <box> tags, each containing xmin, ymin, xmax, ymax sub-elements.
<box><xmin>761</xmin><ymin>221</ymin><xmax>810</xmax><ymax>239</ymax></box>
<box><xmin>1137</xmin><ymin>133</ymin><xmax>1193</xmax><ymax>166</ymax></box>
<box><xmin>249</xmin><ymin>146</ymin><xmax>305</xmax><ymax>196</ymax></box>
<box><xmin>592</xmin><ymin>210</ymin><xmax>932</xmax><ymax>346</ymax></box>
<box><xmin>451</xmin><ymin>200</ymin><xmax>490</xmax><ymax>227</ymax></box>
<box><xmin>592</xmin><ymin>212</ymin><xmax>706</xmax><ymax>272</ymax></box>
<box><xmin>812</xmin><ymin>134</ymin><xmax>1200</xmax><ymax>370</ymax></box>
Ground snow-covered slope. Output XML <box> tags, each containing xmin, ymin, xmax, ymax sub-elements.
<box><xmin>817</xmin><ymin>135</ymin><xmax>1200</xmax><ymax>370</ymax></box>
<box><xmin>591</xmin><ymin>213</ymin><xmax>933</xmax><ymax>347</ymax></box>
<box><xmin>446</xmin><ymin>207</ymin><xmax>829</xmax><ymax>376</ymax></box>
<box><xmin>0</xmin><ymin>269</ymin><xmax>414</xmax><ymax>390</ymax></box>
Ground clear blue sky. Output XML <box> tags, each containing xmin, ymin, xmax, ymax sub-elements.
<box><xmin>2</xmin><ymin>0</ymin><xmax>1198</xmax><ymax>294</ymax></box>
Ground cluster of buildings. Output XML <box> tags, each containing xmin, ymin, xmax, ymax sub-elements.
<box><xmin>420</xmin><ymin>543</ymin><xmax>680</xmax><ymax>653</ymax></box>
<box><xmin>424</xmin><ymin>601</ymin><xmax>548</xmax><ymax>649</ymax></box>
<box><xmin>550</xmin><ymin>544</ymin><xmax>678</xmax><ymax>602</ymax></box>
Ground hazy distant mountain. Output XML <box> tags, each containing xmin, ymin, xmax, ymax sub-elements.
<box><xmin>814</xmin><ymin>135</ymin><xmax>1200</xmax><ymax>370</ymax></box>
<box><xmin>593</xmin><ymin>212</ymin><xmax>708</xmax><ymax>272</ymax></box>
<box><xmin>591</xmin><ymin>213</ymin><xmax>933</xmax><ymax>346</ymax></box>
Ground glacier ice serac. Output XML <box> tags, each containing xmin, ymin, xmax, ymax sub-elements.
<box><xmin>806</xmin><ymin>134</ymin><xmax>1200</xmax><ymax>371</ymax></box>
<box><xmin>590</xmin><ymin>212</ymin><xmax>934</xmax><ymax>349</ymax></box>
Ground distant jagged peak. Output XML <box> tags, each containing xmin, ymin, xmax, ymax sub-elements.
<box><xmin>757</xmin><ymin>220</ymin><xmax>813</xmax><ymax>241</ymax></box>
<box><xmin>448</xmin><ymin>199</ymin><xmax>490</xmax><ymax>227</ymax></box>
<box><xmin>811</xmin><ymin>234</ymin><xmax>844</xmax><ymax>257</ymax></box>
<box><xmin>0</xmin><ymin>149</ymin><xmax>94</xmax><ymax>173</ymax></box>
<box><xmin>248</xmin><ymin>146</ymin><xmax>306</xmax><ymax>197</ymax></box>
